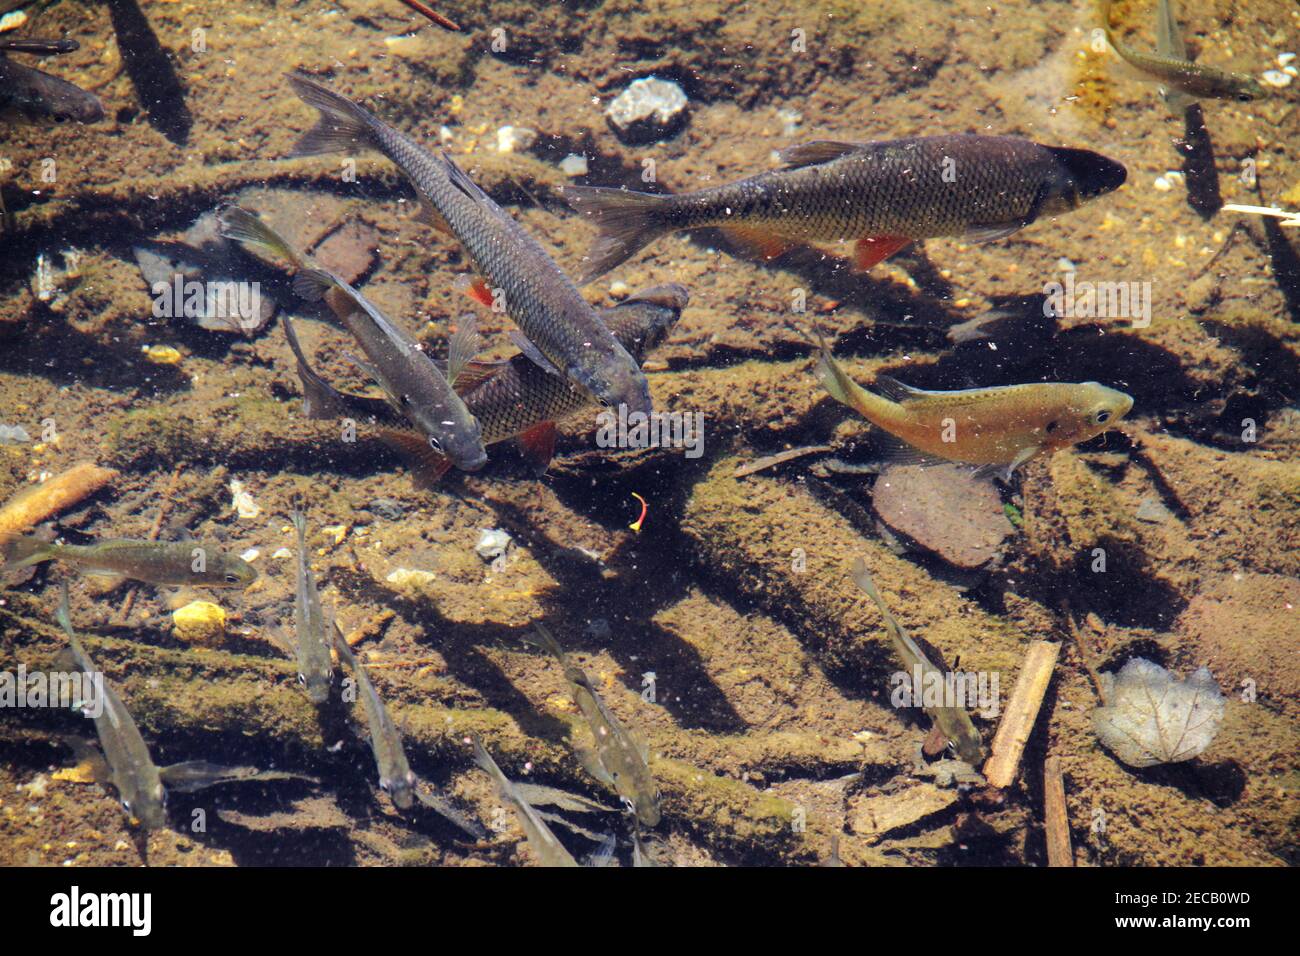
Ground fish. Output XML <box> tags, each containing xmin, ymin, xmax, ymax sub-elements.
<box><xmin>848</xmin><ymin>558</ymin><xmax>985</xmax><ymax>766</ymax></box>
<box><xmin>1</xmin><ymin>534</ymin><xmax>258</xmax><ymax>589</ymax></box>
<box><xmin>56</xmin><ymin>587</ymin><xmax>169</xmax><ymax>830</ymax></box>
<box><xmin>525</xmin><ymin>623</ymin><xmax>661</xmax><ymax>827</ymax></box>
<box><xmin>57</xmin><ymin>587</ymin><xmax>314</xmax><ymax>830</ymax></box>
<box><xmin>0</xmin><ymin>40</ymin><xmax>105</xmax><ymax>126</ymax></box>
<box><xmin>287</xmin><ymin>510</ymin><xmax>334</xmax><ymax>706</ymax></box>
<box><xmin>813</xmin><ymin>335</ymin><xmax>1134</xmax><ymax>481</ymax></box>
<box><xmin>283</xmin><ymin>284</ymin><xmax>686</xmax><ymax>479</ymax></box>
<box><xmin>1100</xmin><ymin>0</ymin><xmax>1266</xmax><ymax>110</ymax></box>
<box><xmin>284</xmin><ymin>71</ymin><xmax>654</xmax><ymax>417</ymax></box>
<box><xmin>471</xmin><ymin>735</ymin><xmax>579</xmax><ymax>867</ymax></box>
<box><xmin>565</xmin><ymin>134</ymin><xmax>1126</xmax><ymax>283</ymax></box>
<box><xmin>217</xmin><ymin>205</ymin><xmax>489</xmax><ymax>472</ymax></box>
<box><xmin>330</xmin><ymin>624</ymin><xmax>485</xmax><ymax>837</ymax></box>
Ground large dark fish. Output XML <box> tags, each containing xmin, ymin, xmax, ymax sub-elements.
<box><xmin>566</xmin><ymin>135</ymin><xmax>1127</xmax><ymax>282</ymax></box>
<box><xmin>218</xmin><ymin>205</ymin><xmax>489</xmax><ymax>472</ymax></box>
<box><xmin>0</xmin><ymin>39</ymin><xmax>104</xmax><ymax>126</ymax></box>
<box><xmin>284</xmin><ymin>71</ymin><xmax>654</xmax><ymax>417</ymax></box>
<box><xmin>282</xmin><ymin>285</ymin><xmax>685</xmax><ymax>480</ymax></box>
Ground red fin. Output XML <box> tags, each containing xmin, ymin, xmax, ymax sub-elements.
<box><xmin>377</xmin><ymin>427</ymin><xmax>454</xmax><ymax>485</ymax></box>
<box><xmin>722</xmin><ymin>225</ymin><xmax>794</xmax><ymax>262</ymax></box>
<box><xmin>456</xmin><ymin>274</ymin><xmax>495</xmax><ymax>308</ymax></box>
<box><xmin>853</xmin><ymin>235</ymin><xmax>911</xmax><ymax>270</ymax></box>
<box><xmin>516</xmin><ymin>422</ymin><xmax>558</xmax><ymax>476</ymax></box>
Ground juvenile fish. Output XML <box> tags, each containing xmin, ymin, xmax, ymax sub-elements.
<box><xmin>526</xmin><ymin>623</ymin><xmax>661</xmax><ymax>827</ymax></box>
<box><xmin>287</xmin><ymin>510</ymin><xmax>334</xmax><ymax>705</ymax></box>
<box><xmin>849</xmin><ymin>558</ymin><xmax>985</xmax><ymax>765</ymax></box>
<box><xmin>330</xmin><ymin>624</ymin><xmax>483</xmax><ymax>836</ymax></box>
<box><xmin>0</xmin><ymin>39</ymin><xmax>105</xmax><ymax>126</ymax></box>
<box><xmin>471</xmin><ymin>735</ymin><xmax>579</xmax><ymax>867</ymax></box>
<box><xmin>814</xmin><ymin>336</ymin><xmax>1133</xmax><ymax>480</ymax></box>
<box><xmin>566</xmin><ymin>135</ymin><xmax>1126</xmax><ymax>282</ymax></box>
<box><xmin>57</xmin><ymin>588</ymin><xmax>168</xmax><ymax>830</ymax></box>
<box><xmin>2</xmin><ymin>534</ymin><xmax>258</xmax><ymax>588</ymax></box>
<box><xmin>284</xmin><ymin>285</ymin><xmax>686</xmax><ymax>479</ymax></box>
<box><xmin>285</xmin><ymin>71</ymin><xmax>653</xmax><ymax>417</ymax></box>
<box><xmin>217</xmin><ymin>205</ymin><xmax>488</xmax><ymax>472</ymax></box>
<box><xmin>1100</xmin><ymin>0</ymin><xmax>1265</xmax><ymax>109</ymax></box>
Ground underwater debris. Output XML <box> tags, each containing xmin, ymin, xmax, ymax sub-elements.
<box><xmin>0</xmin><ymin>463</ymin><xmax>118</xmax><ymax>536</ymax></box>
<box><xmin>605</xmin><ymin>76</ymin><xmax>689</xmax><ymax>145</ymax></box>
<box><xmin>475</xmin><ymin>528</ymin><xmax>512</xmax><ymax>564</ymax></box>
<box><xmin>558</xmin><ymin>153</ymin><xmax>588</xmax><ymax>177</ymax></box>
<box><xmin>496</xmin><ymin>125</ymin><xmax>538</xmax><ymax>154</ymax></box>
<box><xmin>1091</xmin><ymin>658</ymin><xmax>1225</xmax><ymax>768</ymax></box>
<box><xmin>0</xmin><ymin>424</ymin><xmax>30</xmax><ymax>445</ymax></box>
<box><xmin>171</xmin><ymin>600</ymin><xmax>227</xmax><ymax>648</ymax></box>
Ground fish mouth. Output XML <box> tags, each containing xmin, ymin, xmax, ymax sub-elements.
<box><xmin>1050</xmin><ymin>147</ymin><xmax>1127</xmax><ymax>199</ymax></box>
<box><xmin>456</xmin><ymin>449</ymin><xmax>490</xmax><ymax>472</ymax></box>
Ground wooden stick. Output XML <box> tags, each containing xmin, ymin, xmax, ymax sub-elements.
<box><xmin>983</xmin><ymin>640</ymin><xmax>1059</xmax><ymax>789</ymax></box>
<box><xmin>395</xmin><ymin>0</ymin><xmax>460</xmax><ymax>31</ymax></box>
<box><xmin>0</xmin><ymin>462</ymin><xmax>117</xmax><ymax>536</ymax></box>
<box><xmin>734</xmin><ymin>445</ymin><xmax>832</xmax><ymax>477</ymax></box>
<box><xmin>1043</xmin><ymin>754</ymin><xmax>1073</xmax><ymax>867</ymax></box>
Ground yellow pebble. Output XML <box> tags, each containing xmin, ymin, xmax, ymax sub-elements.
<box><xmin>172</xmin><ymin>601</ymin><xmax>227</xmax><ymax>647</ymax></box>
<box><xmin>142</xmin><ymin>344</ymin><xmax>183</xmax><ymax>366</ymax></box>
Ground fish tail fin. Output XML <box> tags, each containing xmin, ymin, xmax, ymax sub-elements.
<box><xmin>812</xmin><ymin>334</ymin><xmax>896</xmax><ymax>424</ymax></box>
<box><xmin>563</xmin><ymin>186</ymin><xmax>675</xmax><ymax>285</ymax></box>
<box><xmin>281</xmin><ymin>315</ymin><xmax>345</xmax><ymax>420</ymax></box>
<box><xmin>289</xmin><ymin>507</ymin><xmax>307</xmax><ymax>547</ymax></box>
<box><xmin>286</xmin><ymin>71</ymin><xmax>382</xmax><ymax>158</ymax></box>
<box><xmin>521</xmin><ymin>621</ymin><xmax>566</xmax><ymax>662</ymax></box>
<box><xmin>0</xmin><ymin>532</ymin><xmax>54</xmax><ymax>574</ymax></box>
<box><xmin>217</xmin><ymin>205</ymin><xmax>308</xmax><ymax>271</ymax></box>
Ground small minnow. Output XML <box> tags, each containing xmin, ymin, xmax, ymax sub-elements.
<box><xmin>0</xmin><ymin>38</ymin><xmax>105</xmax><ymax>126</ymax></box>
<box><xmin>285</xmin><ymin>71</ymin><xmax>654</xmax><ymax>417</ymax></box>
<box><xmin>330</xmin><ymin>625</ymin><xmax>485</xmax><ymax>836</ymax></box>
<box><xmin>471</xmin><ymin>735</ymin><xmax>579</xmax><ymax>867</ymax></box>
<box><xmin>1</xmin><ymin>534</ymin><xmax>258</xmax><ymax>589</ymax></box>
<box><xmin>288</xmin><ymin>510</ymin><xmax>334</xmax><ymax>705</ymax></box>
<box><xmin>565</xmin><ymin>135</ymin><xmax>1126</xmax><ymax>283</ymax></box>
<box><xmin>57</xmin><ymin>587</ymin><xmax>168</xmax><ymax>830</ymax></box>
<box><xmin>217</xmin><ymin>205</ymin><xmax>488</xmax><ymax>472</ymax></box>
<box><xmin>814</xmin><ymin>336</ymin><xmax>1133</xmax><ymax>480</ymax></box>
<box><xmin>1100</xmin><ymin>0</ymin><xmax>1266</xmax><ymax>110</ymax></box>
<box><xmin>57</xmin><ymin>588</ymin><xmax>313</xmax><ymax>830</ymax></box>
<box><xmin>283</xmin><ymin>285</ymin><xmax>685</xmax><ymax>480</ymax></box>
<box><xmin>525</xmin><ymin>624</ymin><xmax>661</xmax><ymax>827</ymax></box>
<box><xmin>849</xmin><ymin>559</ymin><xmax>985</xmax><ymax>766</ymax></box>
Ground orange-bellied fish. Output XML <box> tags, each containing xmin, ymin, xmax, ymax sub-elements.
<box><xmin>565</xmin><ymin>134</ymin><xmax>1126</xmax><ymax>283</ymax></box>
<box><xmin>814</xmin><ymin>336</ymin><xmax>1133</xmax><ymax>480</ymax></box>
<box><xmin>285</xmin><ymin>71</ymin><xmax>654</xmax><ymax>418</ymax></box>
<box><xmin>283</xmin><ymin>285</ymin><xmax>686</xmax><ymax>480</ymax></box>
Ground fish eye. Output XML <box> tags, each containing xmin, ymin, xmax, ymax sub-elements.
<box><xmin>1095</xmin><ymin>410</ymin><xmax>1111</xmax><ymax>424</ymax></box>
<box><xmin>297</xmin><ymin>673</ymin><xmax>307</xmax><ymax>686</ymax></box>
<box><xmin>224</xmin><ymin>572</ymin><xmax>241</xmax><ymax>583</ymax></box>
<box><xmin>380</xmin><ymin>780</ymin><xmax>391</xmax><ymax>793</ymax></box>
<box><xmin>1045</xmin><ymin>420</ymin><xmax>1059</xmax><ymax>434</ymax></box>
<box><xmin>428</xmin><ymin>436</ymin><xmax>443</xmax><ymax>452</ymax></box>
<box><xmin>121</xmin><ymin>799</ymin><xmax>132</xmax><ymax>813</ymax></box>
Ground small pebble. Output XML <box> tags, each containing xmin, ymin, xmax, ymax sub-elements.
<box><xmin>365</xmin><ymin>498</ymin><xmax>406</xmax><ymax>520</ymax></box>
<box><xmin>0</xmin><ymin>424</ymin><xmax>30</xmax><ymax>445</ymax></box>
<box><xmin>172</xmin><ymin>601</ymin><xmax>227</xmax><ymax>647</ymax></box>
<box><xmin>1261</xmin><ymin>70</ymin><xmax>1293</xmax><ymax>88</ymax></box>
<box><xmin>496</xmin><ymin>125</ymin><xmax>537</xmax><ymax>154</ymax></box>
<box><xmin>606</xmin><ymin>77</ymin><xmax>689</xmax><ymax>144</ymax></box>
<box><xmin>475</xmin><ymin>527</ymin><xmax>512</xmax><ymax>562</ymax></box>
<box><xmin>559</xmin><ymin>153</ymin><xmax>588</xmax><ymax>177</ymax></box>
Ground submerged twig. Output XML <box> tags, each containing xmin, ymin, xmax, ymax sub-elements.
<box><xmin>983</xmin><ymin>640</ymin><xmax>1059</xmax><ymax>789</ymax></box>
<box><xmin>734</xmin><ymin>444</ymin><xmax>833</xmax><ymax>477</ymax></box>
<box><xmin>1042</xmin><ymin>754</ymin><xmax>1072</xmax><ymax>867</ymax></box>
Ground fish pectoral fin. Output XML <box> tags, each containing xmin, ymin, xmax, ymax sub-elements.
<box><xmin>516</xmin><ymin>421</ymin><xmax>559</xmax><ymax>476</ymax></box>
<box><xmin>415</xmin><ymin>199</ymin><xmax>452</xmax><ymax>234</ymax></box>
<box><xmin>61</xmin><ymin>735</ymin><xmax>113</xmax><ymax>787</ymax></box>
<box><xmin>375</xmin><ymin>427</ymin><xmax>455</xmax><ymax>486</ymax></box>
<box><xmin>575</xmin><ymin>745</ymin><xmax>616</xmax><ymax>788</ymax></box>
<box><xmin>962</xmin><ymin>222</ymin><xmax>1025</xmax><ymax>244</ymax></box>
<box><xmin>721</xmin><ymin>224</ymin><xmax>794</xmax><ymax>262</ymax></box>
<box><xmin>413</xmin><ymin>784</ymin><xmax>489</xmax><ymax>839</ymax></box>
<box><xmin>777</xmin><ymin>139</ymin><xmax>866</xmax><ymax>168</ymax></box>
<box><xmin>852</xmin><ymin>235</ymin><xmax>912</xmax><ymax>270</ymax></box>
<box><xmin>506</xmin><ymin>330</ymin><xmax>563</xmax><ymax>377</ymax></box>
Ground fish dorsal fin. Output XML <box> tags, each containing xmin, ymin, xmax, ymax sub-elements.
<box><xmin>507</xmin><ymin>330</ymin><xmax>563</xmax><ymax>377</ymax></box>
<box><xmin>450</xmin><ymin>359</ymin><xmax>505</xmax><ymax>396</ymax></box>
<box><xmin>441</xmin><ymin>151</ymin><xmax>488</xmax><ymax>203</ymax></box>
<box><xmin>1156</xmin><ymin>0</ymin><xmax>1187</xmax><ymax>61</ymax></box>
<box><xmin>872</xmin><ymin>374</ymin><xmax>927</xmax><ymax>404</ymax></box>
<box><xmin>446</xmin><ymin>313</ymin><xmax>483</xmax><ymax>387</ymax></box>
<box><xmin>777</xmin><ymin>140</ymin><xmax>865</xmax><ymax>168</ymax></box>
